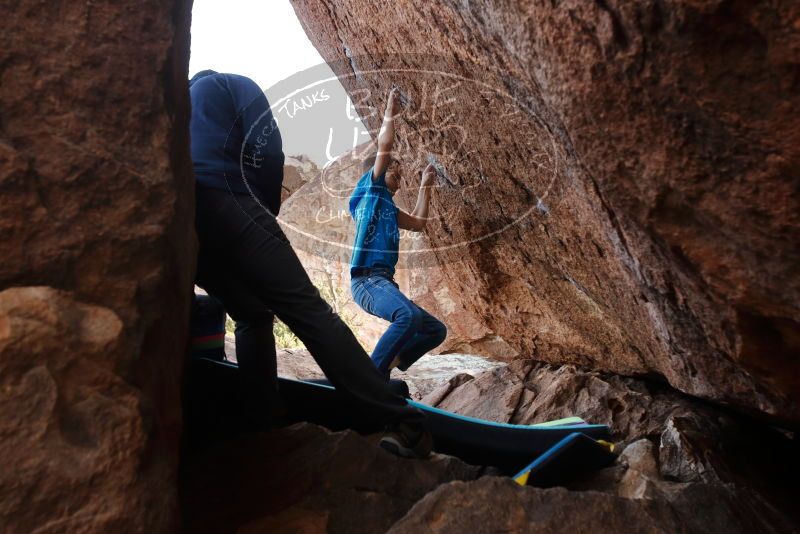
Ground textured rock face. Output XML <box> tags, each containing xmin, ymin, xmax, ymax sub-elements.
<box><xmin>425</xmin><ymin>362</ymin><xmax>800</xmax><ymax>520</ymax></box>
<box><xmin>0</xmin><ymin>0</ymin><xmax>194</xmax><ymax>530</ymax></box>
<box><xmin>388</xmin><ymin>477</ymin><xmax>794</xmax><ymax>534</ymax></box>
<box><xmin>289</xmin><ymin>0</ymin><xmax>800</xmax><ymax>423</ymax></box>
<box><xmin>281</xmin><ymin>155</ymin><xmax>319</xmax><ymax>202</ymax></box>
<box><xmin>424</xmin><ymin>360</ymin><xmax>700</xmax><ymax>441</ymax></box>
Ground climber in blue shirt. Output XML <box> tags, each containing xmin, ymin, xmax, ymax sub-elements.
<box><xmin>350</xmin><ymin>88</ymin><xmax>447</xmax><ymax>377</ymax></box>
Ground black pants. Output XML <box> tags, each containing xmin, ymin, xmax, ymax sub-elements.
<box><xmin>195</xmin><ymin>186</ymin><xmax>423</xmax><ymax>427</ymax></box>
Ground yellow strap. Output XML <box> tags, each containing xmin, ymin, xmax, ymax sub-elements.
<box><xmin>596</xmin><ymin>440</ymin><xmax>615</xmax><ymax>453</ymax></box>
<box><xmin>513</xmin><ymin>471</ymin><xmax>530</xmax><ymax>486</ymax></box>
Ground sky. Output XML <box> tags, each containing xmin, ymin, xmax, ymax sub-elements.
<box><xmin>189</xmin><ymin>0</ymin><xmax>369</xmax><ymax>165</ymax></box>
<box><xmin>189</xmin><ymin>0</ymin><xmax>325</xmax><ymax>90</ymax></box>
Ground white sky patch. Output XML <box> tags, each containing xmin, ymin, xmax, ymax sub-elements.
<box><xmin>189</xmin><ymin>0</ymin><xmax>324</xmax><ymax>89</ymax></box>
<box><xmin>189</xmin><ymin>0</ymin><xmax>369</xmax><ymax>164</ymax></box>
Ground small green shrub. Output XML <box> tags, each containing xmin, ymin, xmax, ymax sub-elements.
<box><xmin>273</xmin><ymin>317</ymin><xmax>303</xmax><ymax>348</ymax></box>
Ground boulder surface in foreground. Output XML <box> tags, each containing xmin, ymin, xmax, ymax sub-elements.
<box><xmin>0</xmin><ymin>0</ymin><xmax>194</xmax><ymax>529</ymax></box>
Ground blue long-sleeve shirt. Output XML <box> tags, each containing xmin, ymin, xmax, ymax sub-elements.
<box><xmin>189</xmin><ymin>72</ymin><xmax>284</xmax><ymax>214</ymax></box>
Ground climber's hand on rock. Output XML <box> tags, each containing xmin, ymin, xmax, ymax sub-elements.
<box><xmin>387</xmin><ymin>87</ymin><xmax>402</xmax><ymax>117</ymax></box>
<box><xmin>421</xmin><ymin>163</ymin><xmax>437</xmax><ymax>187</ymax></box>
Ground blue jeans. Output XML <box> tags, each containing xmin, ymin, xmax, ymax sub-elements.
<box><xmin>351</xmin><ymin>268</ymin><xmax>447</xmax><ymax>374</ymax></box>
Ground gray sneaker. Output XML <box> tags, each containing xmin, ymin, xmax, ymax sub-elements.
<box><xmin>379</xmin><ymin>422</ymin><xmax>433</xmax><ymax>459</ymax></box>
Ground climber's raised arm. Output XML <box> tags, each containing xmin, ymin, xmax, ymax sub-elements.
<box><xmin>349</xmin><ymin>98</ymin><xmax>447</xmax><ymax>379</ymax></box>
<box><xmin>398</xmin><ymin>164</ymin><xmax>436</xmax><ymax>231</ymax></box>
<box><xmin>373</xmin><ymin>88</ymin><xmax>402</xmax><ymax>180</ymax></box>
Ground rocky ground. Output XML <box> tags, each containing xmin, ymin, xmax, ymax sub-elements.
<box><xmin>225</xmin><ymin>336</ymin><xmax>503</xmax><ymax>400</ymax></box>
<box><xmin>181</xmin><ymin>358</ymin><xmax>799</xmax><ymax>533</ymax></box>
<box><xmin>423</xmin><ymin>361</ymin><xmax>799</xmax><ymax>523</ymax></box>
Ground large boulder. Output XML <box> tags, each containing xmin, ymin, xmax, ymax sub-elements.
<box><xmin>0</xmin><ymin>0</ymin><xmax>194</xmax><ymax>531</ymax></box>
<box><xmin>424</xmin><ymin>361</ymin><xmax>800</xmax><ymax>519</ymax></box>
<box><xmin>387</xmin><ymin>477</ymin><xmax>795</xmax><ymax>534</ymax></box>
<box><xmin>289</xmin><ymin>0</ymin><xmax>800</xmax><ymax>423</ymax></box>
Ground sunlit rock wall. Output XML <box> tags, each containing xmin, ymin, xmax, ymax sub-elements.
<box><xmin>290</xmin><ymin>0</ymin><xmax>800</xmax><ymax>423</ymax></box>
